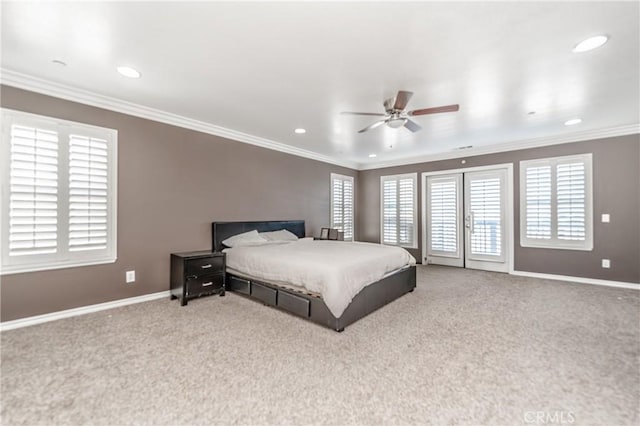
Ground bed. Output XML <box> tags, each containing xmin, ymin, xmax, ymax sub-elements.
<box><xmin>212</xmin><ymin>220</ymin><xmax>416</xmax><ymax>332</ymax></box>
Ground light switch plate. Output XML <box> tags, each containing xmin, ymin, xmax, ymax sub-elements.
<box><xmin>601</xmin><ymin>214</ymin><xmax>610</xmax><ymax>223</ymax></box>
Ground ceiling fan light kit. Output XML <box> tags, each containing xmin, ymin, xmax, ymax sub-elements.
<box><xmin>387</xmin><ymin>117</ymin><xmax>408</xmax><ymax>129</ymax></box>
<box><xmin>341</xmin><ymin>90</ymin><xmax>459</xmax><ymax>133</ymax></box>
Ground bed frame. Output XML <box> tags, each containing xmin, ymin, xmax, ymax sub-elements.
<box><xmin>212</xmin><ymin>220</ymin><xmax>416</xmax><ymax>332</ymax></box>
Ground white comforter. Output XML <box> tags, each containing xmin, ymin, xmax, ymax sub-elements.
<box><xmin>225</xmin><ymin>239</ymin><xmax>416</xmax><ymax>318</ymax></box>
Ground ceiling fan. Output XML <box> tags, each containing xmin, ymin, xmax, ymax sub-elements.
<box><xmin>341</xmin><ymin>90</ymin><xmax>459</xmax><ymax>133</ymax></box>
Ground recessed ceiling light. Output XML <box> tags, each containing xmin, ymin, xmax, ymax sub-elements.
<box><xmin>572</xmin><ymin>35</ymin><xmax>609</xmax><ymax>53</ymax></box>
<box><xmin>368</xmin><ymin>154</ymin><xmax>377</xmax><ymax>158</ymax></box>
<box><xmin>294</xmin><ymin>128</ymin><xmax>306</xmax><ymax>134</ymax></box>
<box><xmin>564</xmin><ymin>118</ymin><xmax>582</xmax><ymax>126</ymax></box>
<box><xmin>52</xmin><ymin>59</ymin><xmax>67</xmax><ymax>67</ymax></box>
<box><xmin>117</xmin><ymin>66</ymin><xmax>141</xmax><ymax>78</ymax></box>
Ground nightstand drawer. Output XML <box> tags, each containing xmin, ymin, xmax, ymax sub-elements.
<box><xmin>186</xmin><ymin>256</ymin><xmax>224</xmax><ymax>276</ymax></box>
<box><xmin>186</xmin><ymin>273</ymin><xmax>224</xmax><ymax>296</ymax></box>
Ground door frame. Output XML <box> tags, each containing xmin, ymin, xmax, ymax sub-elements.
<box><xmin>421</xmin><ymin>163</ymin><xmax>514</xmax><ymax>273</ymax></box>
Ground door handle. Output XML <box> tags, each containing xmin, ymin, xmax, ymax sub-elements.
<box><xmin>465</xmin><ymin>213</ymin><xmax>474</xmax><ymax>233</ymax></box>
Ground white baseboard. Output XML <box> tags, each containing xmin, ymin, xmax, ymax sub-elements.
<box><xmin>3</xmin><ymin>271</ymin><xmax>636</xmax><ymax>331</ymax></box>
<box><xmin>511</xmin><ymin>270</ymin><xmax>639</xmax><ymax>290</ymax></box>
<box><xmin>0</xmin><ymin>291</ymin><xmax>171</xmax><ymax>332</ymax></box>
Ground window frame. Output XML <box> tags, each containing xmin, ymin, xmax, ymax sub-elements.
<box><xmin>330</xmin><ymin>173</ymin><xmax>354</xmax><ymax>242</ymax></box>
<box><xmin>380</xmin><ymin>172</ymin><xmax>418</xmax><ymax>249</ymax></box>
<box><xmin>1</xmin><ymin>109</ymin><xmax>118</xmax><ymax>275</ymax></box>
<box><xmin>519</xmin><ymin>153</ymin><xmax>593</xmax><ymax>251</ymax></box>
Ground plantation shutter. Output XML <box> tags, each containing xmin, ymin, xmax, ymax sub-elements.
<box><xmin>468</xmin><ymin>176</ymin><xmax>502</xmax><ymax>257</ymax></box>
<box><xmin>381</xmin><ymin>174</ymin><xmax>416</xmax><ymax>247</ymax></box>
<box><xmin>398</xmin><ymin>177</ymin><xmax>414</xmax><ymax>246</ymax></box>
<box><xmin>556</xmin><ymin>161</ymin><xmax>586</xmax><ymax>241</ymax></box>
<box><xmin>342</xmin><ymin>178</ymin><xmax>354</xmax><ymax>241</ymax></box>
<box><xmin>332</xmin><ymin>177</ymin><xmax>343</xmax><ymax>231</ymax></box>
<box><xmin>8</xmin><ymin>125</ymin><xmax>59</xmax><ymax>257</ymax></box>
<box><xmin>330</xmin><ymin>174</ymin><xmax>354</xmax><ymax>241</ymax></box>
<box><xmin>2</xmin><ymin>109</ymin><xmax>117</xmax><ymax>274</ymax></box>
<box><xmin>428</xmin><ymin>177</ymin><xmax>458</xmax><ymax>254</ymax></box>
<box><xmin>382</xmin><ymin>180</ymin><xmax>397</xmax><ymax>244</ymax></box>
<box><xmin>524</xmin><ymin>165</ymin><xmax>552</xmax><ymax>240</ymax></box>
<box><xmin>520</xmin><ymin>154</ymin><xmax>592</xmax><ymax>250</ymax></box>
<box><xmin>68</xmin><ymin>135</ymin><xmax>109</xmax><ymax>252</ymax></box>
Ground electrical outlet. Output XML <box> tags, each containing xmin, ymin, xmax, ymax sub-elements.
<box><xmin>126</xmin><ymin>270</ymin><xmax>136</xmax><ymax>283</ymax></box>
<box><xmin>601</xmin><ymin>214</ymin><xmax>610</xmax><ymax>223</ymax></box>
<box><xmin>601</xmin><ymin>259</ymin><xmax>610</xmax><ymax>269</ymax></box>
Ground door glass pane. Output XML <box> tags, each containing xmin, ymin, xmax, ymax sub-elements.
<box><xmin>430</xmin><ymin>179</ymin><xmax>458</xmax><ymax>253</ymax></box>
<box><xmin>469</xmin><ymin>177</ymin><xmax>502</xmax><ymax>256</ymax></box>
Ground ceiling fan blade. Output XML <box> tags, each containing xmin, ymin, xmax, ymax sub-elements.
<box><xmin>408</xmin><ymin>104</ymin><xmax>460</xmax><ymax>116</ymax></box>
<box><xmin>404</xmin><ymin>119</ymin><xmax>422</xmax><ymax>133</ymax></box>
<box><xmin>340</xmin><ymin>111</ymin><xmax>387</xmax><ymax>116</ymax></box>
<box><xmin>393</xmin><ymin>91</ymin><xmax>414</xmax><ymax>111</ymax></box>
<box><xmin>358</xmin><ymin>120</ymin><xmax>387</xmax><ymax>133</ymax></box>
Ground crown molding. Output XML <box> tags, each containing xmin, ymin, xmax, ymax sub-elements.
<box><xmin>0</xmin><ymin>68</ymin><xmax>359</xmax><ymax>170</ymax></box>
<box><xmin>356</xmin><ymin>123</ymin><xmax>640</xmax><ymax>170</ymax></box>
<box><xmin>2</xmin><ymin>69</ymin><xmax>637</xmax><ymax>172</ymax></box>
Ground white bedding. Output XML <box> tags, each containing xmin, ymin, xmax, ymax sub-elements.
<box><xmin>224</xmin><ymin>239</ymin><xmax>416</xmax><ymax>317</ymax></box>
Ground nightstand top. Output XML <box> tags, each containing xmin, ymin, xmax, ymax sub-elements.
<box><xmin>171</xmin><ymin>250</ymin><xmax>225</xmax><ymax>259</ymax></box>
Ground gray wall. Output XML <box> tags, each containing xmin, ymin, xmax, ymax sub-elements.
<box><xmin>358</xmin><ymin>134</ymin><xmax>640</xmax><ymax>283</ymax></box>
<box><xmin>2</xmin><ymin>85</ymin><xmax>638</xmax><ymax>322</ymax></box>
<box><xmin>0</xmin><ymin>86</ymin><xmax>357</xmax><ymax>321</ymax></box>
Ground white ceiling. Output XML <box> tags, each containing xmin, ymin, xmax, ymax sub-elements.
<box><xmin>1</xmin><ymin>2</ymin><xmax>639</xmax><ymax>169</ymax></box>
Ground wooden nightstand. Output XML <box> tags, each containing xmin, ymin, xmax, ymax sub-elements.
<box><xmin>170</xmin><ymin>251</ymin><xmax>226</xmax><ymax>306</ymax></box>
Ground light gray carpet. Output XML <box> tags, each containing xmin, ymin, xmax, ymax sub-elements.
<box><xmin>1</xmin><ymin>266</ymin><xmax>638</xmax><ymax>426</ymax></box>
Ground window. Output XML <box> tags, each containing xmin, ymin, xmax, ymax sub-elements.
<box><xmin>381</xmin><ymin>173</ymin><xmax>417</xmax><ymax>248</ymax></box>
<box><xmin>330</xmin><ymin>173</ymin><xmax>354</xmax><ymax>241</ymax></box>
<box><xmin>520</xmin><ymin>153</ymin><xmax>592</xmax><ymax>250</ymax></box>
<box><xmin>1</xmin><ymin>109</ymin><xmax>117</xmax><ymax>274</ymax></box>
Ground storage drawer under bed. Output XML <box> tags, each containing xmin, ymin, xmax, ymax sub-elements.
<box><xmin>227</xmin><ymin>274</ymin><xmax>310</xmax><ymax>318</ymax></box>
<box><xmin>277</xmin><ymin>290</ymin><xmax>310</xmax><ymax>318</ymax></box>
<box><xmin>227</xmin><ymin>276</ymin><xmax>251</xmax><ymax>295</ymax></box>
<box><xmin>251</xmin><ymin>282</ymin><xmax>277</xmax><ymax>306</ymax></box>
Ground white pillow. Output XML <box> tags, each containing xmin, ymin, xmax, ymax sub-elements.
<box><xmin>222</xmin><ymin>230</ymin><xmax>268</xmax><ymax>247</ymax></box>
<box><xmin>259</xmin><ymin>229</ymin><xmax>299</xmax><ymax>242</ymax></box>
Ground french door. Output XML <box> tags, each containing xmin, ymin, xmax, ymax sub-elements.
<box><xmin>425</xmin><ymin>167</ymin><xmax>510</xmax><ymax>272</ymax></box>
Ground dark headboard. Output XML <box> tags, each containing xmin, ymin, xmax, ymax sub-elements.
<box><xmin>212</xmin><ymin>220</ymin><xmax>306</xmax><ymax>252</ymax></box>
